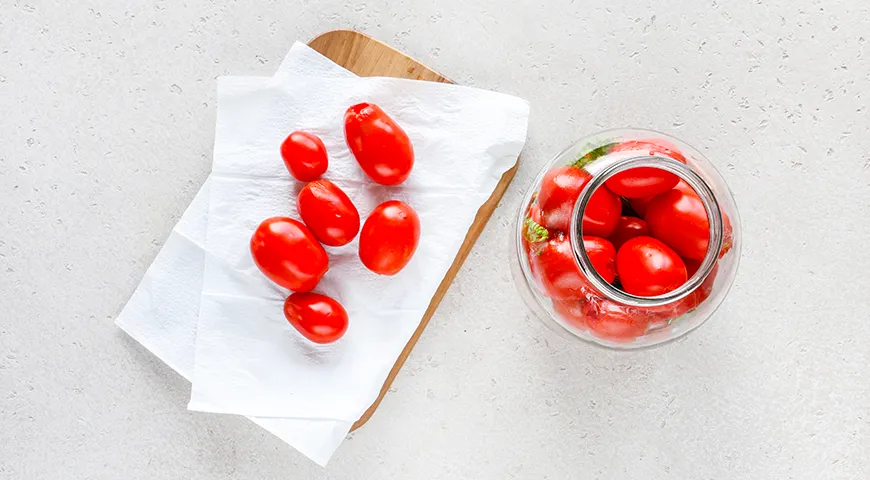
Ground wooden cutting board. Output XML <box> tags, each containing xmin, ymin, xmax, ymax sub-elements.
<box><xmin>308</xmin><ymin>30</ymin><xmax>520</xmax><ymax>431</ymax></box>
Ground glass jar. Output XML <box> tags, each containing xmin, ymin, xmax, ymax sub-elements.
<box><xmin>511</xmin><ymin>129</ymin><xmax>740</xmax><ymax>349</ymax></box>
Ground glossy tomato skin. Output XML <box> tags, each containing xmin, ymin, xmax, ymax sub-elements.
<box><xmin>284</xmin><ymin>292</ymin><xmax>348</xmax><ymax>344</ymax></box>
<box><xmin>552</xmin><ymin>299</ymin><xmax>588</xmax><ymax>330</ymax></box>
<box><xmin>583</xmin><ymin>236</ymin><xmax>617</xmax><ymax>284</ymax></box>
<box><xmin>645</xmin><ymin>188</ymin><xmax>709</xmax><ymax>261</ymax></box>
<box><xmin>250</xmin><ymin>217</ymin><xmax>329</xmax><ymax>292</ymax></box>
<box><xmin>649</xmin><ymin>262</ymin><xmax>719</xmax><ymax>322</ymax></box>
<box><xmin>537</xmin><ymin>166</ymin><xmax>621</xmax><ymax>236</ymax></box>
<box><xmin>280</xmin><ymin>131</ymin><xmax>328</xmax><ymax>182</ymax></box>
<box><xmin>529</xmin><ymin>233</ymin><xmax>587</xmax><ymax>300</ymax></box>
<box><xmin>297</xmin><ymin>179</ymin><xmax>360</xmax><ymax>247</ymax></box>
<box><xmin>604</xmin><ymin>140</ymin><xmax>687</xmax><ymax>198</ymax></box>
<box><xmin>616</xmin><ymin>236</ymin><xmax>687</xmax><ymax>296</ymax></box>
<box><xmin>683</xmin><ymin>257</ymin><xmax>702</xmax><ymax>278</ymax></box>
<box><xmin>359</xmin><ymin>200</ymin><xmax>420</xmax><ymax>275</ymax></box>
<box><xmin>581</xmin><ymin>297</ymin><xmax>650</xmax><ymax>341</ymax></box>
<box><xmin>608</xmin><ymin>216</ymin><xmax>649</xmax><ymax>250</ymax></box>
<box><xmin>344</xmin><ymin>103</ymin><xmax>414</xmax><ymax>185</ymax></box>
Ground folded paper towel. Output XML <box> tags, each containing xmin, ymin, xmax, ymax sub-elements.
<box><xmin>188</xmin><ymin>73</ymin><xmax>530</xmax><ymax>420</ymax></box>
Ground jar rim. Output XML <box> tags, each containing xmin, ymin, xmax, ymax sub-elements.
<box><xmin>569</xmin><ymin>155</ymin><xmax>724</xmax><ymax>307</ymax></box>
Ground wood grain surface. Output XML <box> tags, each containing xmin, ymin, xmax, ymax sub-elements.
<box><xmin>307</xmin><ymin>30</ymin><xmax>519</xmax><ymax>431</ymax></box>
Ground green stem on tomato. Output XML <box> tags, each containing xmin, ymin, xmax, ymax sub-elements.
<box><xmin>523</xmin><ymin>217</ymin><xmax>549</xmax><ymax>244</ymax></box>
<box><xmin>570</xmin><ymin>142</ymin><xmax>616</xmax><ymax>169</ymax></box>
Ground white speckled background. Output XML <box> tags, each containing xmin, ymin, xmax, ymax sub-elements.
<box><xmin>2</xmin><ymin>1</ymin><xmax>869</xmax><ymax>479</ymax></box>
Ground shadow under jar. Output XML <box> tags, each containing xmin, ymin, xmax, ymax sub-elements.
<box><xmin>511</xmin><ymin>129</ymin><xmax>741</xmax><ymax>349</ymax></box>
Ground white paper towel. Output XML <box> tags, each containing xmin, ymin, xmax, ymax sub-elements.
<box><xmin>115</xmin><ymin>42</ymin><xmax>356</xmax><ymax>466</ymax></box>
<box><xmin>188</xmin><ymin>74</ymin><xmax>530</xmax><ymax>419</ymax></box>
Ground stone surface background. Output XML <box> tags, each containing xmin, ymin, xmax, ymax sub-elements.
<box><xmin>2</xmin><ymin>1</ymin><xmax>868</xmax><ymax>478</ymax></box>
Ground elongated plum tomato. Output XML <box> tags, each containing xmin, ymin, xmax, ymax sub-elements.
<box><xmin>645</xmin><ymin>188</ymin><xmax>710</xmax><ymax>261</ymax></box>
<box><xmin>529</xmin><ymin>233</ymin><xmax>586</xmax><ymax>300</ymax></box>
<box><xmin>608</xmin><ymin>216</ymin><xmax>649</xmax><ymax>250</ymax></box>
<box><xmin>280</xmin><ymin>131</ymin><xmax>328</xmax><ymax>182</ymax></box>
<box><xmin>297</xmin><ymin>179</ymin><xmax>360</xmax><ymax>247</ymax></box>
<box><xmin>604</xmin><ymin>140</ymin><xmax>687</xmax><ymax>198</ymax></box>
<box><xmin>537</xmin><ymin>166</ymin><xmax>621</xmax><ymax>237</ymax></box>
<box><xmin>284</xmin><ymin>292</ymin><xmax>348</xmax><ymax>344</ymax></box>
<box><xmin>250</xmin><ymin>217</ymin><xmax>328</xmax><ymax>292</ymax></box>
<box><xmin>640</xmin><ymin>181</ymin><xmax>733</xmax><ymax>260</ymax></box>
<box><xmin>616</xmin><ymin>236</ymin><xmax>687</xmax><ymax>296</ymax></box>
<box><xmin>583</xmin><ymin>236</ymin><xmax>617</xmax><ymax>284</ymax></box>
<box><xmin>632</xmin><ymin>178</ymin><xmax>698</xmax><ymax>217</ymax></box>
<box><xmin>344</xmin><ymin>103</ymin><xmax>414</xmax><ymax>185</ymax></box>
<box><xmin>359</xmin><ymin>200</ymin><xmax>420</xmax><ymax>275</ymax></box>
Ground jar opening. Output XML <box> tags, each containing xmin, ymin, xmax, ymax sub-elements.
<box><xmin>570</xmin><ymin>155</ymin><xmax>724</xmax><ymax>308</ymax></box>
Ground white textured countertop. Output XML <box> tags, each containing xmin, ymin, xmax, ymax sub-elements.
<box><xmin>2</xmin><ymin>1</ymin><xmax>869</xmax><ymax>479</ymax></box>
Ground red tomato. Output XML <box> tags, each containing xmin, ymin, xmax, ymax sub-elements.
<box><xmin>344</xmin><ymin>103</ymin><xmax>414</xmax><ymax>185</ymax></box>
<box><xmin>616</xmin><ymin>236</ymin><xmax>687</xmax><ymax>296</ymax></box>
<box><xmin>280</xmin><ymin>131</ymin><xmax>328</xmax><ymax>182</ymax></box>
<box><xmin>608</xmin><ymin>216</ymin><xmax>649</xmax><ymax>250</ymax></box>
<box><xmin>645</xmin><ymin>188</ymin><xmax>710</xmax><ymax>261</ymax></box>
<box><xmin>250</xmin><ymin>217</ymin><xmax>328</xmax><ymax>292</ymax></box>
<box><xmin>673</xmin><ymin>180</ymin><xmax>696</xmax><ymax>196</ymax></box>
<box><xmin>297</xmin><ymin>179</ymin><xmax>360</xmax><ymax>247</ymax></box>
<box><xmin>670</xmin><ymin>181</ymin><xmax>734</xmax><ymax>259</ymax></box>
<box><xmin>649</xmin><ymin>262</ymin><xmax>719</xmax><ymax>322</ymax></box>
<box><xmin>629</xmin><ymin>178</ymin><xmax>697</xmax><ymax>218</ymax></box>
<box><xmin>528</xmin><ymin>233</ymin><xmax>587</xmax><ymax>300</ymax></box>
<box><xmin>537</xmin><ymin>166</ymin><xmax>621</xmax><ymax>236</ymax></box>
<box><xmin>359</xmin><ymin>200</ymin><xmax>420</xmax><ymax>275</ymax></box>
<box><xmin>683</xmin><ymin>257</ymin><xmax>702</xmax><ymax>278</ymax></box>
<box><xmin>581</xmin><ymin>297</ymin><xmax>650</xmax><ymax>341</ymax></box>
<box><xmin>604</xmin><ymin>140</ymin><xmax>687</xmax><ymax>198</ymax></box>
<box><xmin>583</xmin><ymin>236</ymin><xmax>617</xmax><ymax>284</ymax></box>
<box><xmin>629</xmin><ymin>195</ymin><xmax>654</xmax><ymax>218</ymax></box>
<box><xmin>552</xmin><ymin>299</ymin><xmax>588</xmax><ymax>329</ymax></box>
<box><xmin>284</xmin><ymin>292</ymin><xmax>348</xmax><ymax>344</ymax></box>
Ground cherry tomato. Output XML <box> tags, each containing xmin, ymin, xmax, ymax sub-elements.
<box><xmin>250</xmin><ymin>217</ymin><xmax>328</xmax><ymax>292</ymax></box>
<box><xmin>608</xmin><ymin>216</ymin><xmax>649</xmax><ymax>250</ymax></box>
<box><xmin>284</xmin><ymin>292</ymin><xmax>348</xmax><ymax>344</ymax></box>
<box><xmin>552</xmin><ymin>299</ymin><xmax>588</xmax><ymax>329</ymax></box>
<box><xmin>280</xmin><ymin>131</ymin><xmax>328</xmax><ymax>182</ymax></box>
<box><xmin>673</xmin><ymin>180</ymin><xmax>696</xmax><ymax>196</ymax></box>
<box><xmin>359</xmin><ymin>200</ymin><xmax>420</xmax><ymax>275</ymax></box>
<box><xmin>529</xmin><ymin>233</ymin><xmax>587</xmax><ymax>300</ymax></box>
<box><xmin>604</xmin><ymin>140</ymin><xmax>687</xmax><ymax>198</ymax></box>
<box><xmin>616</xmin><ymin>236</ymin><xmax>687</xmax><ymax>296</ymax></box>
<box><xmin>683</xmin><ymin>257</ymin><xmax>702</xmax><ymax>278</ymax></box>
<box><xmin>629</xmin><ymin>195</ymin><xmax>654</xmax><ymax>218</ymax></box>
<box><xmin>649</xmin><ymin>262</ymin><xmax>719</xmax><ymax>322</ymax></box>
<box><xmin>645</xmin><ymin>188</ymin><xmax>710</xmax><ymax>261</ymax></box>
<box><xmin>297</xmin><ymin>179</ymin><xmax>360</xmax><ymax>247</ymax></box>
<box><xmin>629</xmin><ymin>177</ymin><xmax>697</xmax><ymax>218</ymax></box>
<box><xmin>583</xmin><ymin>236</ymin><xmax>617</xmax><ymax>284</ymax></box>
<box><xmin>537</xmin><ymin>166</ymin><xmax>621</xmax><ymax>236</ymax></box>
<box><xmin>654</xmin><ymin>180</ymin><xmax>734</xmax><ymax>260</ymax></box>
<box><xmin>344</xmin><ymin>103</ymin><xmax>414</xmax><ymax>185</ymax></box>
<box><xmin>581</xmin><ymin>297</ymin><xmax>650</xmax><ymax>341</ymax></box>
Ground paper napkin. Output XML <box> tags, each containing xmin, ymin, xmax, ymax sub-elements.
<box><xmin>187</xmin><ymin>73</ymin><xmax>530</xmax><ymax>420</ymax></box>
